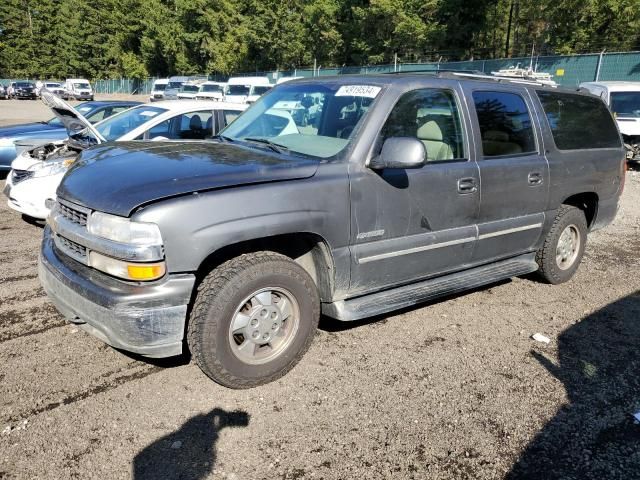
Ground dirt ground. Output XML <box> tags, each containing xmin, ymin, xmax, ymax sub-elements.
<box><xmin>0</xmin><ymin>98</ymin><xmax>639</xmax><ymax>479</ymax></box>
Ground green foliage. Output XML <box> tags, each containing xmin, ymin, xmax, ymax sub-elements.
<box><xmin>0</xmin><ymin>0</ymin><xmax>638</xmax><ymax>79</ymax></box>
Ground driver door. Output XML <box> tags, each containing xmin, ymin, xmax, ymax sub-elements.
<box><xmin>348</xmin><ymin>86</ymin><xmax>480</xmax><ymax>295</ymax></box>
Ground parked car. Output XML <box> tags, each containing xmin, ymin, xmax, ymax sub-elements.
<box><xmin>0</xmin><ymin>84</ymin><xmax>8</xmax><ymax>99</ymax></box>
<box><xmin>9</xmin><ymin>81</ymin><xmax>37</xmax><ymax>99</ymax></box>
<box><xmin>62</xmin><ymin>79</ymin><xmax>94</xmax><ymax>101</ymax></box>
<box><xmin>4</xmin><ymin>94</ymin><xmax>247</xmax><ymax>219</ymax></box>
<box><xmin>0</xmin><ymin>100</ymin><xmax>141</xmax><ymax>172</ymax></box>
<box><xmin>580</xmin><ymin>81</ymin><xmax>640</xmax><ymax>163</ymax></box>
<box><xmin>37</xmin><ymin>81</ymin><xmax>65</xmax><ymax>97</ymax></box>
<box><xmin>177</xmin><ymin>83</ymin><xmax>201</xmax><ymax>100</ymax></box>
<box><xmin>196</xmin><ymin>82</ymin><xmax>226</xmax><ymax>101</ymax></box>
<box><xmin>164</xmin><ymin>76</ymin><xmax>190</xmax><ymax>100</ymax></box>
<box><xmin>39</xmin><ymin>74</ymin><xmax>624</xmax><ymax>388</ymax></box>
<box><xmin>149</xmin><ymin>78</ymin><xmax>169</xmax><ymax>102</ymax></box>
<box><xmin>225</xmin><ymin>76</ymin><xmax>271</xmax><ymax>104</ymax></box>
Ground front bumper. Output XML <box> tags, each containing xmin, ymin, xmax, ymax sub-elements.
<box><xmin>39</xmin><ymin>227</ymin><xmax>196</xmax><ymax>357</ymax></box>
<box><xmin>5</xmin><ymin>171</ymin><xmax>60</xmax><ymax>219</ymax></box>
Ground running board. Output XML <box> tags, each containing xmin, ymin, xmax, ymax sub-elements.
<box><xmin>322</xmin><ymin>253</ymin><xmax>538</xmax><ymax>321</ymax></box>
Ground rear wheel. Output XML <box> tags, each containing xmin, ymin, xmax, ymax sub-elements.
<box><xmin>188</xmin><ymin>251</ymin><xmax>320</xmax><ymax>388</ymax></box>
<box><xmin>536</xmin><ymin>205</ymin><xmax>588</xmax><ymax>284</ymax></box>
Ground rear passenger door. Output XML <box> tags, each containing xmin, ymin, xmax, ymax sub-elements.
<box><xmin>462</xmin><ymin>86</ymin><xmax>549</xmax><ymax>263</ymax></box>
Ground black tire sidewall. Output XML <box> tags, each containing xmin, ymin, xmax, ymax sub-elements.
<box><xmin>541</xmin><ymin>208</ymin><xmax>587</xmax><ymax>284</ymax></box>
<box><xmin>199</xmin><ymin>258</ymin><xmax>319</xmax><ymax>384</ymax></box>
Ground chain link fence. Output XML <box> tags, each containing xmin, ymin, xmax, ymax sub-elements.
<box><xmin>3</xmin><ymin>51</ymin><xmax>640</xmax><ymax>94</ymax></box>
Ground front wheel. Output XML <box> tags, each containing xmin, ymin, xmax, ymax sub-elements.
<box><xmin>188</xmin><ymin>251</ymin><xmax>320</xmax><ymax>388</ymax></box>
<box><xmin>536</xmin><ymin>205</ymin><xmax>588</xmax><ymax>284</ymax></box>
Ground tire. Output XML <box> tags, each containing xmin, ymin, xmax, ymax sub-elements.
<box><xmin>536</xmin><ymin>205</ymin><xmax>588</xmax><ymax>284</ymax></box>
<box><xmin>188</xmin><ymin>251</ymin><xmax>320</xmax><ymax>388</ymax></box>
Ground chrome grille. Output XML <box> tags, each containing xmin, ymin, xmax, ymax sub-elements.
<box><xmin>55</xmin><ymin>234</ymin><xmax>87</xmax><ymax>262</ymax></box>
<box><xmin>11</xmin><ymin>169</ymin><xmax>34</xmax><ymax>184</ymax></box>
<box><xmin>59</xmin><ymin>202</ymin><xmax>88</xmax><ymax>227</ymax></box>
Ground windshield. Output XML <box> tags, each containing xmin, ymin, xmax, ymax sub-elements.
<box><xmin>611</xmin><ymin>92</ymin><xmax>640</xmax><ymax>118</ymax></box>
<box><xmin>253</xmin><ymin>86</ymin><xmax>272</xmax><ymax>95</ymax></box>
<box><xmin>45</xmin><ymin>83</ymin><xmax>60</xmax><ymax>88</ymax></box>
<box><xmin>74</xmin><ymin>83</ymin><xmax>91</xmax><ymax>90</ymax></box>
<box><xmin>201</xmin><ymin>84</ymin><xmax>222</xmax><ymax>93</ymax></box>
<box><xmin>221</xmin><ymin>83</ymin><xmax>381</xmax><ymax>159</ymax></box>
<box><xmin>94</xmin><ymin>106</ymin><xmax>166</xmax><ymax>141</ymax></box>
<box><xmin>227</xmin><ymin>85</ymin><xmax>250</xmax><ymax>96</ymax></box>
<box><xmin>153</xmin><ymin>83</ymin><xmax>167</xmax><ymax>91</ymax></box>
<box><xmin>180</xmin><ymin>85</ymin><xmax>199</xmax><ymax>93</ymax></box>
<box><xmin>16</xmin><ymin>82</ymin><xmax>33</xmax><ymax>88</ymax></box>
<box><xmin>168</xmin><ymin>81</ymin><xmax>184</xmax><ymax>89</ymax></box>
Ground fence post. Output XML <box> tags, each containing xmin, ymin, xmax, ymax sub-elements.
<box><xmin>594</xmin><ymin>49</ymin><xmax>606</xmax><ymax>81</ymax></box>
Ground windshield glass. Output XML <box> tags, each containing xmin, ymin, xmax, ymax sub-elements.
<box><xmin>253</xmin><ymin>86</ymin><xmax>272</xmax><ymax>95</ymax></box>
<box><xmin>201</xmin><ymin>84</ymin><xmax>222</xmax><ymax>93</ymax></box>
<box><xmin>221</xmin><ymin>83</ymin><xmax>381</xmax><ymax>159</ymax></box>
<box><xmin>16</xmin><ymin>82</ymin><xmax>33</xmax><ymax>88</ymax></box>
<box><xmin>74</xmin><ymin>83</ymin><xmax>91</xmax><ymax>90</ymax></box>
<box><xmin>611</xmin><ymin>92</ymin><xmax>640</xmax><ymax>118</ymax></box>
<box><xmin>94</xmin><ymin>106</ymin><xmax>166</xmax><ymax>141</ymax></box>
<box><xmin>180</xmin><ymin>85</ymin><xmax>199</xmax><ymax>93</ymax></box>
<box><xmin>153</xmin><ymin>83</ymin><xmax>167</xmax><ymax>91</ymax></box>
<box><xmin>227</xmin><ymin>85</ymin><xmax>250</xmax><ymax>96</ymax></box>
<box><xmin>45</xmin><ymin>83</ymin><xmax>60</xmax><ymax>88</ymax></box>
<box><xmin>168</xmin><ymin>81</ymin><xmax>184</xmax><ymax>89</ymax></box>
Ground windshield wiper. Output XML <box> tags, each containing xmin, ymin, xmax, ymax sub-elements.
<box><xmin>243</xmin><ymin>137</ymin><xmax>289</xmax><ymax>154</ymax></box>
<box><xmin>212</xmin><ymin>134</ymin><xmax>235</xmax><ymax>143</ymax></box>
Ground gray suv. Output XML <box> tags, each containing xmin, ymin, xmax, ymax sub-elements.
<box><xmin>39</xmin><ymin>74</ymin><xmax>626</xmax><ymax>388</ymax></box>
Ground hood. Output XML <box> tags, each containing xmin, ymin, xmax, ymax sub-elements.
<box><xmin>616</xmin><ymin>118</ymin><xmax>640</xmax><ymax>137</ymax></box>
<box><xmin>40</xmin><ymin>91</ymin><xmax>105</xmax><ymax>142</ymax></box>
<box><xmin>57</xmin><ymin>141</ymin><xmax>319</xmax><ymax>216</ymax></box>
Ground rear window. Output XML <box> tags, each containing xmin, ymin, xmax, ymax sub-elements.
<box><xmin>537</xmin><ymin>91</ymin><xmax>621</xmax><ymax>150</ymax></box>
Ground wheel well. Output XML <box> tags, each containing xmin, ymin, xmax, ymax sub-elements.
<box><xmin>563</xmin><ymin>192</ymin><xmax>598</xmax><ymax>228</ymax></box>
<box><xmin>196</xmin><ymin>233</ymin><xmax>335</xmax><ymax>302</ymax></box>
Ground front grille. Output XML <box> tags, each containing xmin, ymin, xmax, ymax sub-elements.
<box><xmin>55</xmin><ymin>234</ymin><xmax>88</xmax><ymax>263</ymax></box>
<box><xmin>11</xmin><ymin>169</ymin><xmax>35</xmax><ymax>184</ymax></box>
<box><xmin>59</xmin><ymin>202</ymin><xmax>88</xmax><ymax>226</ymax></box>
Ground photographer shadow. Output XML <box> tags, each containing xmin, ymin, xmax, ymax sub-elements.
<box><xmin>133</xmin><ymin>407</ymin><xmax>250</xmax><ymax>480</ymax></box>
<box><xmin>507</xmin><ymin>291</ymin><xmax>640</xmax><ymax>479</ymax></box>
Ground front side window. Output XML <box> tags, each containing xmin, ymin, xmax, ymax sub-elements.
<box><xmin>537</xmin><ymin>91</ymin><xmax>621</xmax><ymax>150</ymax></box>
<box><xmin>610</xmin><ymin>91</ymin><xmax>640</xmax><ymax>118</ymax></box>
<box><xmin>381</xmin><ymin>88</ymin><xmax>465</xmax><ymax>161</ymax></box>
<box><xmin>473</xmin><ymin>91</ymin><xmax>536</xmax><ymax>157</ymax></box>
<box><xmin>221</xmin><ymin>83</ymin><xmax>381</xmax><ymax>158</ymax></box>
<box><xmin>223</xmin><ymin>110</ymin><xmax>243</xmax><ymax>125</ymax></box>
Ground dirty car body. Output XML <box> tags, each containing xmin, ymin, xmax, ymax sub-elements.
<box><xmin>40</xmin><ymin>74</ymin><xmax>625</xmax><ymax>387</ymax></box>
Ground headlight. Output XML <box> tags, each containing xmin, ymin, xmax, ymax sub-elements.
<box><xmin>87</xmin><ymin>211</ymin><xmax>163</xmax><ymax>245</ymax></box>
<box><xmin>88</xmin><ymin>251</ymin><xmax>166</xmax><ymax>281</ymax></box>
<box><xmin>30</xmin><ymin>160</ymin><xmax>72</xmax><ymax>178</ymax></box>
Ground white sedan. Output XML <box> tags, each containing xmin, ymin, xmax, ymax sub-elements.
<box><xmin>4</xmin><ymin>94</ymin><xmax>247</xmax><ymax>219</ymax></box>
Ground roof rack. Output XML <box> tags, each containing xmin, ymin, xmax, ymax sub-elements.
<box><xmin>437</xmin><ymin>71</ymin><xmax>559</xmax><ymax>88</ymax></box>
<box><xmin>385</xmin><ymin>68</ymin><xmax>484</xmax><ymax>75</ymax></box>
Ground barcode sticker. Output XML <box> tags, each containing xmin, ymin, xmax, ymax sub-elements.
<box><xmin>335</xmin><ymin>85</ymin><xmax>381</xmax><ymax>98</ymax></box>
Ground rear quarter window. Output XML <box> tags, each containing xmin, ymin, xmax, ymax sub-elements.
<box><xmin>537</xmin><ymin>91</ymin><xmax>621</xmax><ymax>150</ymax></box>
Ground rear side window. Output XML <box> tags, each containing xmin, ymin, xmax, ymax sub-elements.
<box><xmin>473</xmin><ymin>91</ymin><xmax>536</xmax><ymax>157</ymax></box>
<box><xmin>537</xmin><ymin>91</ymin><xmax>621</xmax><ymax>150</ymax></box>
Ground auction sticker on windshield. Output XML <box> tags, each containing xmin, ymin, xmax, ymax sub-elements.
<box><xmin>139</xmin><ymin>110</ymin><xmax>161</xmax><ymax>117</ymax></box>
<box><xmin>335</xmin><ymin>85</ymin><xmax>381</xmax><ymax>98</ymax></box>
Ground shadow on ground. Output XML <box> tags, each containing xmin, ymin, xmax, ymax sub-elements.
<box><xmin>507</xmin><ymin>291</ymin><xmax>640</xmax><ymax>479</ymax></box>
<box><xmin>132</xmin><ymin>408</ymin><xmax>250</xmax><ymax>480</ymax></box>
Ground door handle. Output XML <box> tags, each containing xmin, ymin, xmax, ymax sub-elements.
<box><xmin>457</xmin><ymin>177</ymin><xmax>478</xmax><ymax>194</ymax></box>
<box><xmin>528</xmin><ymin>172</ymin><xmax>543</xmax><ymax>186</ymax></box>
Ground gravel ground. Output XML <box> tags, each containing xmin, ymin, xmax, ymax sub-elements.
<box><xmin>1</xmin><ymin>99</ymin><xmax>639</xmax><ymax>479</ymax></box>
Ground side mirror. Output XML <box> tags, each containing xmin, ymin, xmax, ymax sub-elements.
<box><xmin>369</xmin><ymin>137</ymin><xmax>426</xmax><ymax>170</ymax></box>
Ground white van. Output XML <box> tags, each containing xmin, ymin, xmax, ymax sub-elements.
<box><xmin>149</xmin><ymin>78</ymin><xmax>169</xmax><ymax>102</ymax></box>
<box><xmin>580</xmin><ymin>81</ymin><xmax>640</xmax><ymax>162</ymax></box>
<box><xmin>196</xmin><ymin>81</ymin><xmax>226</xmax><ymax>101</ymax></box>
<box><xmin>63</xmin><ymin>78</ymin><xmax>94</xmax><ymax>101</ymax></box>
<box><xmin>225</xmin><ymin>77</ymin><xmax>271</xmax><ymax>104</ymax></box>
